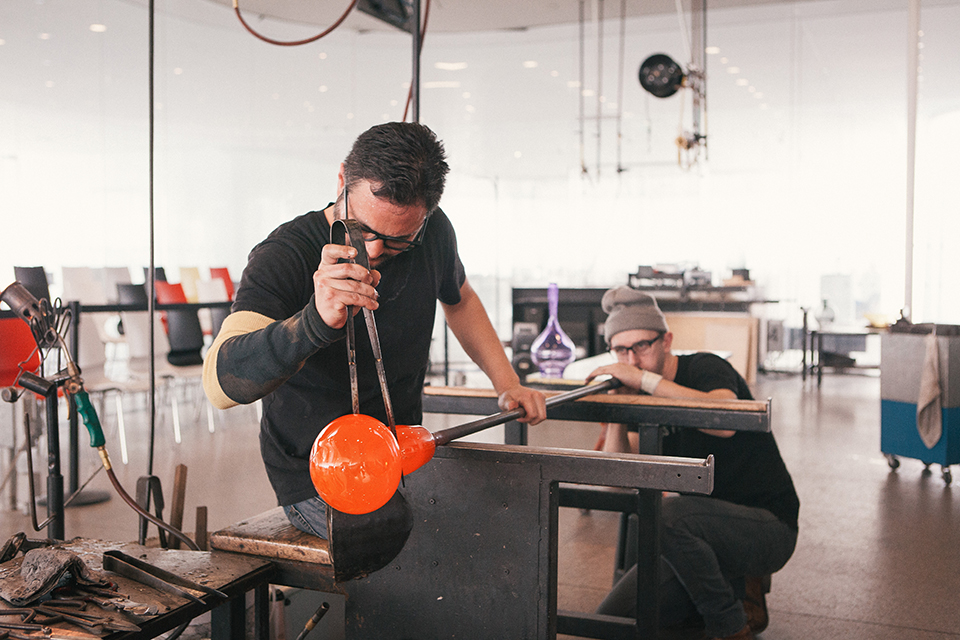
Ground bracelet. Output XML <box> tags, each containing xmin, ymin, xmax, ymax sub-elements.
<box><xmin>640</xmin><ymin>370</ymin><xmax>662</xmax><ymax>395</ymax></box>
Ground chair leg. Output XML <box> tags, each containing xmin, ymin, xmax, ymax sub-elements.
<box><xmin>116</xmin><ymin>393</ymin><xmax>129</xmax><ymax>465</ymax></box>
<box><xmin>171</xmin><ymin>388</ymin><xmax>182</xmax><ymax>444</ymax></box>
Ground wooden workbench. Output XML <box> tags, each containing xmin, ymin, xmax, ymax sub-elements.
<box><xmin>0</xmin><ymin>538</ymin><xmax>275</xmax><ymax>639</ymax></box>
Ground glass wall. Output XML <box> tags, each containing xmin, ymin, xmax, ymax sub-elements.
<box><xmin>1</xmin><ymin>0</ymin><xmax>958</xmax><ymax>333</ymax></box>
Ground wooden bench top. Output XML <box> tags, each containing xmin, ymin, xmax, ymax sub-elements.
<box><xmin>210</xmin><ymin>507</ymin><xmax>331</xmax><ymax>567</ymax></box>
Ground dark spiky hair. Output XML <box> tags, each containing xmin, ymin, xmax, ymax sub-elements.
<box><xmin>343</xmin><ymin>122</ymin><xmax>449</xmax><ymax>212</ymax></box>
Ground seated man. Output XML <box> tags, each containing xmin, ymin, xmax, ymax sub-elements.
<box><xmin>587</xmin><ymin>286</ymin><xmax>799</xmax><ymax>640</ymax></box>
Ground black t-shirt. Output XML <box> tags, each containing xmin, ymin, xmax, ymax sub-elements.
<box><xmin>233</xmin><ymin>206</ymin><xmax>465</xmax><ymax>506</ymax></box>
<box><xmin>660</xmin><ymin>353</ymin><xmax>800</xmax><ymax>530</ymax></box>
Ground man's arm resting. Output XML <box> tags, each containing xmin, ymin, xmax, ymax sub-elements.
<box><xmin>441</xmin><ymin>280</ymin><xmax>547</xmax><ymax>423</ymax></box>
<box><xmin>202</xmin><ymin>298</ymin><xmax>344</xmax><ymax>409</ymax></box>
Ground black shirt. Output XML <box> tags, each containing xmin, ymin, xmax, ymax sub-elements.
<box><xmin>660</xmin><ymin>353</ymin><xmax>800</xmax><ymax>530</ymax></box>
<box><xmin>230</xmin><ymin>206</ymin><xmax>465</xmax><ymax>506</ymax></box>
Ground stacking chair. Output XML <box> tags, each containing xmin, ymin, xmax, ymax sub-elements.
<box><xmin>153</xmin><ymin>281</ymin><xmax>205</xmax><ymax>366</ymax></box>
<box><xmin>143</xmin><ymin>267</ymin><xmax>167</xmax><ymax>283</ymax></box>
<box><xmin>13</xmin><ymin>266</ymin><xmax>51</xmax><ymax>303</ymax></box>
<box><xmin>209</xmin><ymin>267</ymin><xmax>236</xmax><ymax>301</ymax></box>
<box><xmin>0</xmin><ymin>318</ymin><xmax>43</xmax><ymax>510</ymax></box>
<box><xmin>61</xmin><ymin>266</ymin><xmax>122</xmax><ymax>365</ymax></box>
<box><xmin>178</xmin><ymin>267</ymin><xmax>202</xmax><ymax>304</ymax></box>
<box><xmin>99</xmin><ymin>267</ymin><xmax>132</xmax><ymax>340</ymax></box>
<box><xmin>195</xmin><ymin>278</ymin><xmax>231</xmax><ymax>339</ymax></box>
<box><xmin>119</xmin><ymin>283</ymin><xmax>206</xmax><ymax>443</ymax></box>
<box><xmin>101</xmin><ymin>267</ymin><xmax>132</xmax><ymax>304</ymax></box>
<box><xmin>74</xmin><ymin>314</ymin><xmax>151</xmax><ymax>465</ymax></box>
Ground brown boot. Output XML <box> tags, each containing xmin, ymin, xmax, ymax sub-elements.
<box><xmin>709</xmin><ymin>624</ymin><xmax>756</xmax><ymax>640</ymax></box>
<box><xmin>742</xmin><ymin>574</ymin><xmax>770</xmax><ymax>633</ymax></box>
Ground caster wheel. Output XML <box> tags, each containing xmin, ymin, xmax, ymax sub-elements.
<box><xmin>942</xmin><ymin>467</ymin><xmax>952</xmax><ymax>485</ymax></box>
<box><xmin>921</xmin><ymin>462</ymin><xmax>932</xmax><ymax>476</ymax></box>
<box><xmin>886</xmin><ymin>455</ymin><xmax>900</xmax><ymax>470</ymax></box>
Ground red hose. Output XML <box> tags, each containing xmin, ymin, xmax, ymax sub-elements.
<box><xmin>234</xmin><ymin>0</ymin><xmax>359</xmax><ymax>47</ymax></box>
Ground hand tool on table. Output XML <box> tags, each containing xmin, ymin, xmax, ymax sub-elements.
<box><xmin>101</xmin><ymin>550</ymin><xmax>227</xmax><ymax>606</ymax></box>
<box><xmin>52</xmin><ymin>585</ymin><xmax>160</xmax><ymax>617</ymax></box>
<box><xmin>33</xmin><ymin>601</ymin><xmax>141</xmax><ymax>634</ymax></box>
<box><xmin>0</xmin><ymin>534</ymin><xmax>55</xmax><ymax>564</ymax></box>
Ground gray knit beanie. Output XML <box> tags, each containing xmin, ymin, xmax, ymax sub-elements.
<box><xmin>602</xmin><ymin>286</ymin><xmax>669</xmax><ymax>343</ymax></box>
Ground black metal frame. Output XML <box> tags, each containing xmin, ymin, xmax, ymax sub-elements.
<box><xmin>421</xmin><ymin>390</ymin><xmax>770</xmax><ymax>639</ymax></box>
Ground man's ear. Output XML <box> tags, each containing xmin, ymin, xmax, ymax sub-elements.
<box><xmin>662</xmin><ymin>331</ymin><xmax>674</xmax><ymax>351</ymax></box>
<box><xmin>336</xmin><ymin>163</ymin><xmax>345</xmax><ymax>193</ymax></box>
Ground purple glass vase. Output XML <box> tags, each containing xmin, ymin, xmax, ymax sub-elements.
<box><xmin>531</xmin><ymin>283</ymin><xmax>576</xmax><ymax>378</ymax></box>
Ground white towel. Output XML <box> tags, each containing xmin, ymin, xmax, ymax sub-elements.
<box><xmin>917</xmin><ymin>330</ymin><xmax>942</xmax><ymax>449</ymax></box>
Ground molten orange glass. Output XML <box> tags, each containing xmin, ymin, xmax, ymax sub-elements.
<box><xmin>395</xmin><ymin>425</ymin><xmax>436</xmax><ymax>476</ymax></box>
<box><xmin>309</xmin><ymin>414</ymin><xmax>402</xmax><ymax>515</ymax></box>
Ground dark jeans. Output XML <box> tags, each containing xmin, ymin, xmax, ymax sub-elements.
<box><xmin>596</xmin><ymin>495</ymin><xmax>797</xmax><ymax>637</ymax></box>
<box><xmin>283</xmin><ymin>495</ymin><xmax>329</xmax><ymax>539</ymax></box>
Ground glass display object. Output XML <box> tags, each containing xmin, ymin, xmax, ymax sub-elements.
<box><xmin>531</xmin><ymin>283</ymin><xmax>576</xmax><ymax>379</ymax></box>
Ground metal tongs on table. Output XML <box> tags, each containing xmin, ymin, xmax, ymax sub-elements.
<box><xmin>102</xmin><ymin>550</ymin><xmax>227</xmax><ymax>606</ymax></box>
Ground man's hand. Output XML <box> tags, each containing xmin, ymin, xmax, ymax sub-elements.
<box><xmin>586</xmin><ymin>363</ymin><xmax>646</xmax><ymax>393</ymax></box>
<box><xmin>312</xmin><ymin>243</ymin><xmax>381</xmax><ymax>329</ymax></box>
<box><xmin>497</xmin><ymin>385</ymin><xmax>548</xmax><ymax>425</ymax></box>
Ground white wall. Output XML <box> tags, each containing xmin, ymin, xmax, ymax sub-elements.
<box><xmin>1</xmin><ymin>0</ymin><xmax>958</xmax><ymax>331</ymax></box>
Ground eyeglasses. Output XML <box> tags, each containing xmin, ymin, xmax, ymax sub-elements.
<box><xmin>343</xmin><ymin>185</ymin><xmax>429</xmax><ymax>252</ymax></box>
<box><xmin>610</xmin><ymin>333</ymin><xmax>663</xmax><ymax>358</ymax></box>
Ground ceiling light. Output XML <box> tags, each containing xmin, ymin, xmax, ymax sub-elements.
<box><xmin>567</xmin><ymin>80</ymin><xmax>581</xmax><ymax>88</ymax></box>
<box><xmin>45</xmin><ymin>80</ymin><xmax>54</xmax><ymax>88</ymax></box>
<box><xmin>514</xmin><ymin>151</ymin><xmax>522</xmax><ymax>158</ymax></box>
<box><xmin>705</xmin><ymin>46</ymin><xmax>720</xmax><ymax>55</ymax></box>
<box><xmin>465</xmin><ymin>105</ymin><xmax>475</xmax><ymax>113</ymax></box>
<box><xmin>551</xmin><ymin>70</ymin><xmax>559</xmax><ymax>77</ymax></box>
<box><xmin>0</xmin><ymin>39</ymin><xmax>5</xmax><ymax>45</ymax></box>
<box><xmin>581</xmin><ymin>89</ymin><xmax>595</xmax><ymax>97</ymax></box>
<box><xmin>89</xmin><ymin>24</ymin><xmax>106</xmax><ymax>33</ymax></box>
<box><xmin>319</xmin><ymin>52</ymin><xmax>327</xmax><ymax>59</ymax></box>
<box><xmin>754</xmin><ymin>92</ymin><xmax>764</xmax><ymax>99</ymax></box>
<box><xmin>434</xmin><ymin>62</ymin><xmax>467</xmax><ymax>71</ymax></box>
<box><xmin>319</xmin><ymin>85</ymin><xmax>328</xmax><ymax>92</ymax></box>
<box><xmin>174</xmin><ymin>67</ymin><xmax>183</xmax><ymax>75</ymax></box>
<box><xmin>462</xmin><ymin>92</ymin><xmax>470</xmax><ymax>99</ymax></box>
<box><xmin>736</xmin><ymin>78</ymin><xmax>749</xmax><ymax>86</ymax></box>
<box><xmin>39</xmin><ymin>33</ymin><xmax>50</xmax><ymax>40</ymax></box>
<box><xmin>727</xmin><ymin>67</ymin><xmax>740</xmax><ymax>74</ymax></box>
<box><xmin>423</xmin><ymin>81</ymin><xmax>461</xmax><ymax>89</ymax></box>
<box><xmin>720</xmin><ymin>57</ymin><xmax>728</xmax><ymax>64</ymax></box>
<box><xmin>523</xmin><ymin>61</ymin><xmax>538</xmax><ymax>69</ymax></box>
<box><xmin>638</xmin><ymin>53</ymin><xmax>685</xmax><ymax>98</ymax></box>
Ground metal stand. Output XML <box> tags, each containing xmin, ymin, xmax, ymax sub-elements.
<box><xmin>42</xmin><ymin>389</ymin><xmax>65</xmax><ymax>541</ymax></box>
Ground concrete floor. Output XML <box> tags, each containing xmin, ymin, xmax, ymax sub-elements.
<box><xmin>2</xmin><ymin>371</ymin><xmax>960</xmax><ymax>639</ymax></box>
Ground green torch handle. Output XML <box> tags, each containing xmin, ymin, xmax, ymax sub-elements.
<box><xmin>74</xmin><ymin>390</ymin><xmax>106</xmax><ymax>448</ymax></box>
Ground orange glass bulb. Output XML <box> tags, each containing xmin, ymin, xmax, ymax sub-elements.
<box><xmin>395</xmin><ymin>425</ymin><xmax>437</xmax><ymax>476</ymax></box>
<box><xmin>309</xmin><ymin>414</ymin><xmax>402</xmax><ymax>515</ymax></box>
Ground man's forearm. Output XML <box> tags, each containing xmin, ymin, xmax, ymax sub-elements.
<box><xmin>202</xmin><ymin>297</ymin><xmax>343</xmax><ymax>408</ymax></box>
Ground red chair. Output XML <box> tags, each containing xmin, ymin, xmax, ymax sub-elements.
<box><xmin>0</xmin><ymin>317</ymin><xmax>42</xmax><ymax>388</ymax></box>
<box><xmin>209</xmin><ymin>268</ymin><xmax>235</xmax><ymax>301</ymax></box>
